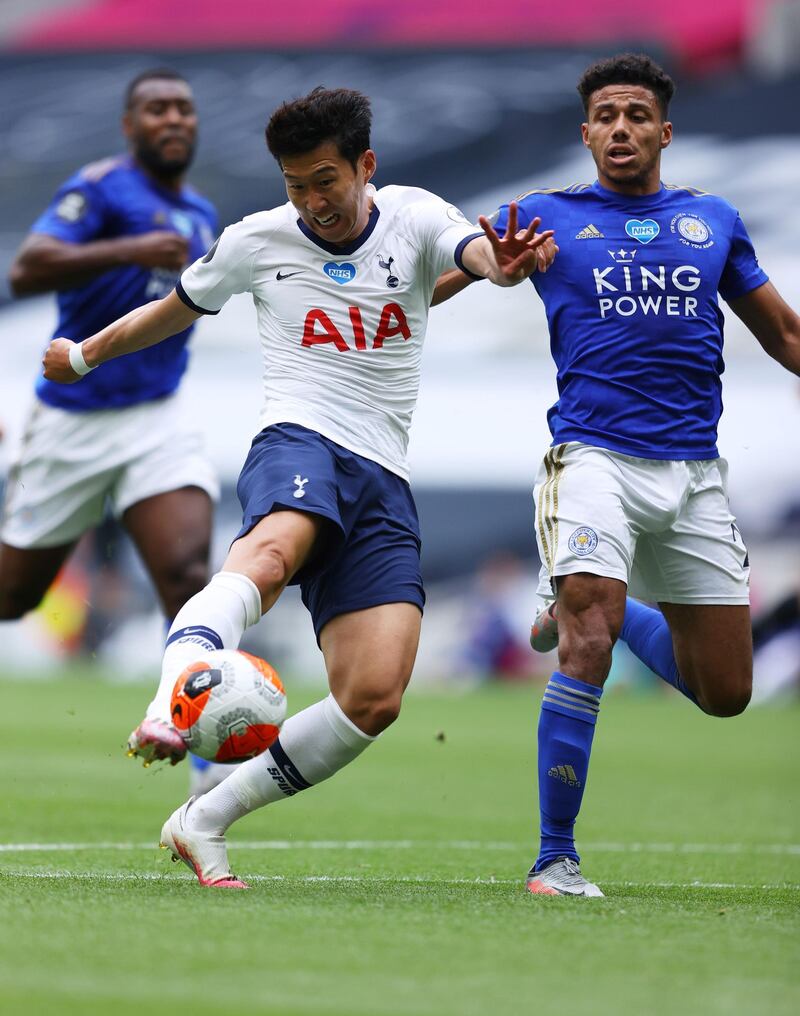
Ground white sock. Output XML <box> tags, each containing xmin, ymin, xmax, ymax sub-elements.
<box><xmin>146</xmin><ymin>571</ymin><xmax>262</xmax><ymax>722</ymax></box>
<box><xmin>188</xmin><ymin>693</ymin><xmax>376</xmax><ymax>834</ymax></box>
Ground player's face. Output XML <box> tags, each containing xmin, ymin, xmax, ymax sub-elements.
<box><xmin>124</xmin><ymin>79</ymin><xmax>197</xmax><ymax>180</ymax></box>
<box><xmin>281</xmin><ymin>142</ymin><xmax>377</xmax><ymax>245</ymax></box>
<box><xmin>582</xmin><ymin>85</ymin><xmax>672</xmax><ymax>195</ymax></box>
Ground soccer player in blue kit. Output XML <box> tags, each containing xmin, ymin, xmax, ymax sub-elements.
<box><xmin>439</xmin><ymin>53</ymin><xmax>800</xmax><ymax>896</ymax></box>
<box><xmin>1</xmin><ymin>71</ymin><xmax>220</xmax><ymax>784</ymax></box>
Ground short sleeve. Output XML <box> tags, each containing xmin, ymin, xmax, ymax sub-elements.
<box><xmin>177</xmin><ymin>221</ymin><xmax>257</xmax><ymax>315</ymax></box>
<box><xmin>31</xmin><ymin>178</ymin><xmax>107</xmax><ymax>244</ymax></box>
<box><xmin>407</xmin><ymin>193</ymin><xmax>482</xmax><ymax>279</ymax></box>
<box><xmin>719</xmin><ymin>213</ymin><xmax>769</xmax><ymax>302</ymax></box>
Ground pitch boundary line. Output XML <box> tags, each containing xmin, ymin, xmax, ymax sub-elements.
<box><xmin>1</xmin><ymin>869</ymin><xmax>798</xmax><ymax>891</ymax></box>
<box><xmin>1</xmin><ymin>840</ymin><xmax>799</xmax><ymax>855</ymax></box>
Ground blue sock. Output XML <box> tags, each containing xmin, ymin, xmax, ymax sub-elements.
<box><xmin>535</xmin><ymin>672</ymin><xmax>602</xmax><ymax>870</ymax></box>
<box><xmin>620</xmin><ymin>598</ymin><xmax>697</xmax><ymax>704</ymax></box>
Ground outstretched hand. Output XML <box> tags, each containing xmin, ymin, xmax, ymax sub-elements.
<box><xmin>42</xmin><ymin>338</ymin><xmax>82</xmax><ymax>383</ymax></box>
<box><xmin>478</xmin><ymin>202</ymin><xmax>557</xmax><ymax>284</ymax></box>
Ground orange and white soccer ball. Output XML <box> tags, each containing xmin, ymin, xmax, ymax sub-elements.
<box><xmin>170</xmin><ymin>649</ymin><xmax>286</xmax><ymax>763</ymax></box>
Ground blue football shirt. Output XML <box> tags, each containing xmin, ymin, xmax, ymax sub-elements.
<box><xmin>494</xmin><ymin>181</ymin><xmax>768</xmax><ymax>459</ymax></box>
<box><xmin>31</xmin><ymin>155</ymin><xmax>217</xmax><ymax>411</ymax></box>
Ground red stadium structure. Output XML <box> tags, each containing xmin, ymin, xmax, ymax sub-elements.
<box><xmin>5</xmin><ymin>0</ymin><xmax>773</xmax><ymax>74</ymax></box>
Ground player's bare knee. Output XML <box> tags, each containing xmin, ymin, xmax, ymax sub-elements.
<box><xmin>343</xmin><ymin>688</ymin><xmax>403</xmax><ymax>736</ymax></box>
<box><xmin>363</xmin><ymin>694</ymin><xmax>402</xmax><ymax>735</ymax></box>
<box><xmin>693</xmin><ymin>662</ymin><xmax>752</xmax><ymax>716</ymax></box>
<box><xmin>700</xmin><ymin>681</ymin><xmax>752</xmax><ymax>718</ymax></box>
<box><xmin>157</xmin><ymin>558</ymin><xmax>209</xmax><ymax>619</ymax></box>
<box><xmin>559</xmin><ymin>628</ymin><xmax>615</xmax><ymax>682</ymax></box>
<box><xmin>0</xmin><ymin>599</ymin><xmax>31</xmax><ymax>621</ymax></box>
<box><xmin>175</xmin><ymin>555</ymin><xmax>208</xmax><ymax>596</ymax></box>
<box><xmin>0</xmin><ymin>585</ymin><xmax>44</xmax><ymax>620</ymax></box>
<box><xmin>252</xmin><ymin>543</ymin><xmax>292</xmax><ymax>594</ymax></box>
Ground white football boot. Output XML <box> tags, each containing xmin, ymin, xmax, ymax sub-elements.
<box><xmin>529</xmin><ymin>601</ymin><xmax>559</xmax><ymax>653</ymax></box>
<box><xmin>526</xmin><ymin>856</ymin><xmax>604</xmax><ymax>897</ymax></box>
<box><xmin>126</xmin><ymin>717</ymin><xmax>187</xmax><ymax>767</ymax></box>
<box><xmin>160</xmin><ymin>797</ymin><xmax>249</xmax><ymax>889</ymax></box>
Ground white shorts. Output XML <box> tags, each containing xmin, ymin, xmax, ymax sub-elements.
<box><xmin>0</xmin><ymin>395</ymin><xmax>219</xmax><ymax>549</ymax></box>
<box><xmin>534</xmin><ymin>442</ymin><xmax>750</xmax><ymax>606</ymax></box>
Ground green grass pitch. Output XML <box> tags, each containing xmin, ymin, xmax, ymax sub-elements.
<box><xmin>0</xmin><ymin>671</ymin><xmax>798</xmax><ymax>1016</ymax></box>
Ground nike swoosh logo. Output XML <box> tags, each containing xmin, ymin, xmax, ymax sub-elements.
<box><xmin>276</xmin><ymin>270</ymin><xmax>306</xmax><ymax>281</ymax></box>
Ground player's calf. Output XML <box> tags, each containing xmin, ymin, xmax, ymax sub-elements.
<box><xmin>669</xmin><ymin>639</ymin><xmax>752</xmax><ymax>716</ymax></box>
<box><xmin>659</xmin><ymin>602</ymin><xmax>752</xmax><ymax>715</ymax></box>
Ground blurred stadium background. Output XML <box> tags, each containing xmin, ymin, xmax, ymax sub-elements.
<box><xmin>1</xmin><ymin>0</ymin><xmax>798</xmax><ymax>696</ymax></box>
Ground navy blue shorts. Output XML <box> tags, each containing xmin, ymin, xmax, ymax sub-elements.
<box><xmin>236</xmin><ymin>423</ymin><xmax>425</xmax><ymax>640</ymax></box>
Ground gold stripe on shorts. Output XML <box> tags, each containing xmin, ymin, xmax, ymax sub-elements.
<box><xmin>537</xmin><ymin>443</ymin><xmax>567</xmax><ymax>574</ymax></box>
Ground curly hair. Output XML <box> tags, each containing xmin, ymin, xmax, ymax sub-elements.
<box><xmin>577</xmin><ymin>54</ymin><xmax>675</xmax><ymax>118</ymax></box>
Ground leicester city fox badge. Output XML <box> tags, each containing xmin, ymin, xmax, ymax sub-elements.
<box><xmin>568</xmin><ymin>527</ymin><xmax>599</xmax><ymax>556</ymax></box>
<box><xmin>670</xmin><ymin>213</ymin><xmax>714</xmax><ymax>249</ymax></box>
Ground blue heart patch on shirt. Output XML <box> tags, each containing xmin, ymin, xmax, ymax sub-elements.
<box><xmin>324</xmin><ymin>262</ymin><xmax>356</xmax><ymax>284</ymax></box>
<box><xmin>625</xmin><ymin>219</ymin><xmax>660</xmax><ymax>244</ymax></box>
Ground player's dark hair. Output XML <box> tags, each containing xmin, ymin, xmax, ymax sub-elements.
<box><xmin>265</xmin><ymin>87</ymin><xmax>372</xmax><ymax>169</ymax></box>
<box><xmin>125</xmin><ymin>68</ymin><xmax>189</xmax><ymax>110</ymax></box>
<box><xmin>578</xmin><ymin>53</ymin><xmax>675</xmax><ymax>118</ymax></box>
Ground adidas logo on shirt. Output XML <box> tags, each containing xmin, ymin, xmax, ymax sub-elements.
<box><xmin>575</xmin><ymin>224</ymin><xmax>604</xmax><ymax>239</ymax></box>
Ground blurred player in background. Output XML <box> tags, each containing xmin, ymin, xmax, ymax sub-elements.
<box><xmin>1</xmin><ymin>69</ymin><xmax>222</xmax><ymax>792</ymax></box>
<box><xmin>43</xmin><ymin>86</ymin><xmax>556</xmax><ymax>888</ymax></box>
<box><xmin>437</xmin><ymin>53</ymin><xmax>800</xmax><ymax>897</ymax></box>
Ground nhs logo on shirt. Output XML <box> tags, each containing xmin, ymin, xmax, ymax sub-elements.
<box><xmin>324</xmin><ymin>262</ymin><xmax>356</xmax><ymax>285</ymax></box>
<box><xmin>624</xmin><ymin>218</ymin><xmax>660</xmax><ymax>244</ymax></box>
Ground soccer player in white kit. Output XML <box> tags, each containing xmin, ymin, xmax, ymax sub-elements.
<box><xmin>43</xmin><ymin>87</ymin><xmax>557</xmax><ymax>887</ymax></box>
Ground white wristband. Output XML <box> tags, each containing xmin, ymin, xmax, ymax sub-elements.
<box><xmin>68</xmin><ymin>341</ymin><xmax>94</xmax><ymax>376</ymax></box>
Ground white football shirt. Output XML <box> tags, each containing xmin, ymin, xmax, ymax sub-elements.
<box><xmin>178</xmin><ymin>184</ymin><xmax>482</xmax><ymax>480</ymax></box>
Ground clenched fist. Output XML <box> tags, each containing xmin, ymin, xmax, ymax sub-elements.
<box><xmin>42</xmin><ymin>338</ymin><xmax>82</xmax><ymax>383</ymax></box>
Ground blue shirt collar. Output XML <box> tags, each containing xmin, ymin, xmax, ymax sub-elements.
<box><xmin>296</xmin><ymin>204</ymin><xmax>381</xmax><ymax>255</ymax></box>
